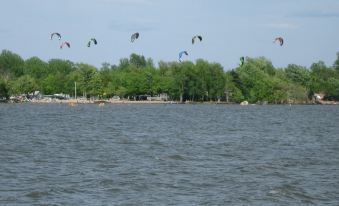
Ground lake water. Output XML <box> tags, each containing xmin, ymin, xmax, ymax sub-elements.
<box><xmin>0</xmin><ymin>104</ymin><xmax>338</xmax><ymax>205</ymax></box>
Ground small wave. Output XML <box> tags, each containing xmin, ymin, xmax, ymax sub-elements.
<box><xmin>267</xmin><ymin>184</ymin><xmax>316</xmax><ymax>204</ymax></box>
<box><xmin>168</xmin><ymin>154</ymin><xmax>186</xmax><ymax>161</ymax></box>
<box><xmin>25</xmin><ymin>191</ymin><xmax>50</xmax><ymax>199</ymax></box>
<box><xmin>268</xmin><ymin>190</ymin><xmax>280</xmax><ymax>195</ymax></box>
<box><xmin>217</xmin><ymin>153</ymin><xmax>234</xmax><ymax>158</ymax></box>
<box><xmin>107</xmin><ymin>188</ymin><xmax>122</xmax><ymax>193</ymax></box>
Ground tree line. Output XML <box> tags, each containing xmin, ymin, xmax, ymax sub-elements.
<box><xmin>1</xmin><ymin>49</ymin><xmax>339</xmax><ymax>103</ymax></box>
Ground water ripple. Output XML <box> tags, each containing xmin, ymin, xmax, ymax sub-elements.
<box><xmin>0</xmin><ymin>104</ymin><xmax>339</xmax><ymax>205</ymax></box>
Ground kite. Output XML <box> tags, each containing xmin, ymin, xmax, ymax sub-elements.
<box><xmin>60</xmin><ymin>41</ymin><xmax>70</xmax><ymax>49</ymax></box>
<box><xmin>131</xmin><ymin>32</ymin><xmax>139</xmax><ymax>42</ymax></box>
<box><xmin>274</xmin><ymin>37</ymin><xmax>284</xmax><ymax>46</ymax></box>
<box><xmin>192</xmin><ymin>35</ymin><xmax>202</xmax><ymax>44</ymax></box>
<box><xmin>179</xmin><ymin>51</ymin><xmax>189</xmax><ymax>62</ymax></box>
<box><xmin>50</xmin><ymin>32</ymin><xmax>61</xmax><ymax>40</ymax></box>
<box><xmin>240</xmin><ymin>56</ymin><xmax>245</xmax><ymax>66</ymax></box>
<box><xmin>87</xmin><ymin>38</ymin><xmax>97</xmax><ymax>47</ymax></box>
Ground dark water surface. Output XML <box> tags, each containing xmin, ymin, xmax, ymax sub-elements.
<box><xmin>0</xmin><ymin>104</ymin><xmax>338</xmax><ymax>205</ymax></box>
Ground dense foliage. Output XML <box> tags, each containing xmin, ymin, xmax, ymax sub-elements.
<box><xmin>1</xmin><ymin>49</ymin><xmax>339</xmax><ymax>103</ymax></box>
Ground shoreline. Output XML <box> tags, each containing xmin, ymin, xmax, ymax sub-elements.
<box><xmin>23</xmin><ymin>99</ymin><xmax>180</xmax><ymax>105</ymax></box>
<box><xmin>2</xmin><ymin>98</ymin><xmax>339</xmax><ymax>105</ymax></box>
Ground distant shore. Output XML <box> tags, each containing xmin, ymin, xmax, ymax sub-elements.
<box><xmin>2</xmin><ymin>98</ymin><xmax>234</xmax><ymax>105</ymax></box>
<box><xmin>25</xmin><ymin>98</ymin><xmax>180</xmax><ymax>105</ymax></box>
<box><xmin>2</xmin><ymin>98</ymin><xmax>339</xmax><ymax>105</ymax></box>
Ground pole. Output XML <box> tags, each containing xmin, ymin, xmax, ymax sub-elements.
<box><xmin>75</xmin><ymin>82</ymin><xmax>77</xmax><ymax>99</ymax></box>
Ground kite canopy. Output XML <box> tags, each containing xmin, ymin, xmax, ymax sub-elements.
<box><xmin>274</xmin><ymin>37</ymin><xmax>284</xmax><ymax>46</ymax></box>
<box><xmin>192</xmin><ymin>35</ymin><xmax>202</xmax><ymax>44</ymax></box>
<box><xmin>131</xmin><ymin>32</ymin><xmax>139</xmax><ymax>42</ymax></box>
<box><xmin>60</xmin><ymin>41</ymin><xmax>70</xmax><ymax>49</ymax></box>
<box><xmin>50</xmin><ymin>32</ymin><xmax>61</xmax><ymax>40</ymax></box>
<box><xmin>179</xmin><ymin>51</ymin><xmax>189</xmax><ymax>62</ymax></box>
<box><xmin>87</xmin><ymin>38</ymin><xmax>97</xmax><ymax>47</ymax></box>
<box><xmin>240</xmin><ymin>56</ymin><xmax>245</xmax><ymax>66</ymax></box>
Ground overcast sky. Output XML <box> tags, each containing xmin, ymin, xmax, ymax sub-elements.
<box><xmin>1</xmin><ymin>0</ymin><xmax>338</xmax><ymax>70</ymax></box>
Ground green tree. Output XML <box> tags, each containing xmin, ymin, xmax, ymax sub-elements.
<box><xmin>24</xmin><ymin>57</ymin><xmax>49</xmax><ymax>80</ymax></box>
<box><xmin>233</xmin><ymin>57</ymin><xmax>284</xmax><ymax>103</ymax></box>
<box><xmin>88</xmin><ymin>72</ymin><xmax>103</xmax><ymax>97</ymax></box>
<box><xmin>0</xmin><ymin>76</ymin><xmax>9</xmax><ymax>99</ymax></box>
<box><xmin>106</xmin><ymin>70</ymin><xmax>128</xmax><ymax>97</ymax></box>
<box><xmin>325</xmin><ymin>78</ymin><xmax>339</xmax><ymax>100</ymax></box>
<box><xmin>76</xmin><ymin>63</ymin><xmax>98</xmax><ymax>98</ymax></box>
<box><xmin>155</xmin><ymin>61</ymin><xmax>175</xmax><ymax>97</ymax></box>
<box><xmin>170</xmin><ymin>61</ymin><xmax>192</xmax><ymax>102</ymax></box>
<box><xmin>309</xmin><ymin>61</ymin><xmax>338</xmax><ymax>99</ymax></box>
<box><xmin>334</xmin><ymin>52</ymin><xmax>339</xmax><ymax>71</ymax></box>
<box><xmin>0</xmin><ymin>50</ymin><xmax>24</xmax><ymax>77</ymax></box>
<box><xmin>48</xmin><ymin>59</ymin><xmax>74</xmax><ymax>75</ymax></box>
<box><xmin>115</xmin><ymin>86</ymin><xmax>128</xmax><ymax>97</ymax></box>
<box><xmin>194</xmin><ymin>60</ymin><xmax>225</xmax><ymax>101</ymax></box>
<box><xmin>65</xmin><ymin>69</ymin><xmax>82</xmax><ymax>97</ymax></box>
<box><xmin>118</xmin><ymin>58</ymin><xmax>130</xmax><ymax>70</ymax></box>
<box><xmin>129</xmin><ymin>53</ymin><xmax>146</xmax><ymax>68</ymax></box>
<box><xmin>285</xmin><ymin>64</ymin><xmax>311</xmax><ymax>87</ymax></box>
<box><xmin>247</xmin><ymin>57</ymin><xmax>276</xmax><ymax>76</ymax></box>
<box><xmin>286</xmin><ymin>83</ymin><xmax>309</xmax><ymax>103</ymax></box>
<box><xmin>125</xmin><ymin>71</ymin><xmax>145</xmax><ymax>97</ymax></box>
<box><xmin>225</xmin><ymin>71</ymin><xmax>244</xmax><ymax>103</ymax></box>
<box><xmin>10</xmin><ymin>75</ymin><xmax>38</xmax><ymax>95</ymax></box>
<box><xmin>41</xmin><ymin>74</ymin><xmax>59</xmax><ymax>94</ymax></box>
